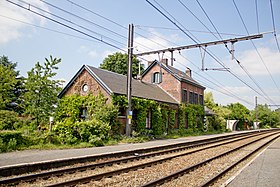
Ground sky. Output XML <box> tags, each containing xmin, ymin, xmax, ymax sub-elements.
<box><xmin>0</xmin><ymin>0</ymin><xmax>280</xmax><ymax>110</ymax></box>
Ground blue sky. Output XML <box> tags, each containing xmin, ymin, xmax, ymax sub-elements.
<box><xmin>1</xmin><ymin>0</ymin><xmax>280</xmax><ymax>110</ymax></box>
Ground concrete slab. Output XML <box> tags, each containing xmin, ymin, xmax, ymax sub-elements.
<box><xmin>227</xmin><ymin>137</ymin><xmax>280</xmax><ymax>187</ymax></box>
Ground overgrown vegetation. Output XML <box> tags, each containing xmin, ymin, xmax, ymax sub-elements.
<box><xmin>0</xmin><ymin>55</ymin><xmax>279</xmax><ymax>153</ymax></box>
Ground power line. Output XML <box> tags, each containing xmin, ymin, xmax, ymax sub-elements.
<box><xmin>65</xmin><ymin>0</ymin><xmax>171</xmax><ymax>52</ymax></box>
<box><xmin>0</xmin><ymin>14</ymin><xmax>100</xmax><ymax>43</ymax></box>
<box><xmin>16</xmin><ymin>0</ymin><xmax>126</xmax><ymax>47</ymax></box>
<box><xmin>177</xmin><ymin>53</ymin><xmax>254</xmax><ymax>106</ymax></box>
<box><xmin>269</xmin><ymin>0</ymin><xmax>280</xmax><ymax>52</ymax></box>
<box><xmin>255</xmin><ymin>0</ymin><xmax>260</xmax><ymax>33</ymax></box>
<box><xmin>194</xmin><ymin>0</ymin><xmax>276</xmax><ymax>104</ymax></box>
<box><xmin>232</xmin><ymin>0</ymin><xmax>280</xmax><ymax>94</ymax></box>
<box><xmin>195</xmin><ymin>0</ymin><xmax>222</xmax><ymax>40</ymax></box>
<box><xmin>177</xmin><ymin>0</ymin><xmax>219</xmax><ymax>40</ymax></box>
<box><xmin>6</xmin><ymin>0</ymin><xmax>126</xmax><ymax>52</ymax></box>
<box><xmin>145</xmin><ymin>0</ymin><xmax>275</xmax><ymax>104</ymax></box>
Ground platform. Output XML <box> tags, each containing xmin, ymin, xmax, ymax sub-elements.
<box><xmin>227</xmin><ymin>137</ymin><xmax>280</xmax><ymax>187</ymax></box>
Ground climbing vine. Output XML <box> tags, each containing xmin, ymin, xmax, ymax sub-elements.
<box><xmin>112</xmin><ymin>95</ymin><xmax>205</xmax><ymax>137</ymax></box>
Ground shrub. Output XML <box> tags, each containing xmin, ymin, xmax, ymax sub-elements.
<box><xmin>53</xmin><ymin>118</ymin><xmax>110</xmax><ymax>146</ymax></box>
<box><xmin>0</xmin><ymin>131</ymin><xmax>24</xmax><ymax>152</ymax></box>
<box><xmin>0</xmin><ymin>110</ymin><xmax>18</xmax><ymax>130</ymax></box>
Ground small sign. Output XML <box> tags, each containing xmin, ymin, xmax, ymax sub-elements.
<box><xmin>127</xmin><ymin>115</ymin><xmax>132</xmax><ymax>119</ymax></box>
<box><xmin>129</xmin><ymin>110</ymin><xmax>133</xmax><ymax>116</ymax></box>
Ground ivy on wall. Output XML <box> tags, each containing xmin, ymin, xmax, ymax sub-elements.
<box><xmin>112</xmin><ymin>95</ymin><xmax>205</xmax><ymax>136</ymax></box>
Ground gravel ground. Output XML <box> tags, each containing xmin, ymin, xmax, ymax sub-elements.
<box><xmin>13</xmin><ymin>132</ymin><xmax>276</xmax><ymax>187</ymax></box>
<box><xmin>79</xmin><ymin>133</ymin><xmax>275</xmax><ymax>187</ymax></box>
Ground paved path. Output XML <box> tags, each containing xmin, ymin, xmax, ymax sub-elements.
<box><xmin>227</xmin><ymin>137</ymin><xmax>280</xmax><ymax>187</ymax></box>
<box><xmin>0</xmin><ymin>132</ymin><xmax>236</xmax><ymax>168</ymax></box>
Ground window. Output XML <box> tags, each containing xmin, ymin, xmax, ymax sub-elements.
<box><xmin>189</xmin><ymin>92</ymin><xmax>194</xmax><ymax>104</ymax></box>
<box><xmin>185</xmin><ymin>113</ymin><xmax>188</xmax><ymax>129</ymax></box>
<box><xmin>199</xmin><ymin>95</ymin><xmax>204</xmax><ymax>105</ymax></box>
<box><xmin>146</xmin><ymin>110</ymin><xmax>152</xmax><ymax>129</ymax></box>
<box><xmin>194</xmin><ymin>93</ymin><xmax>198</xmax><ymax>104</ymax></box>
<box><xmin>182</xmin><ymin>89</ymin><xmax>188</xmax><ymax>103</ymax></box>
<box><xmin>152</xmin><ymin>72</ymin><xmax>162</xmax><ymax>83</ymax></box>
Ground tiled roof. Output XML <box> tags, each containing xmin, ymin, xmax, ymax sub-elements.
<box><xmin>87</xmin><ymin>65</ymin><xmax>178</xmax><ymax>105</ymax></box>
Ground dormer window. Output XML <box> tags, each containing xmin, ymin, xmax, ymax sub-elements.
<box><xmin>152</xmin><ymin>72</ymin><xmax>162</xmax><ymax>83</ymax></box>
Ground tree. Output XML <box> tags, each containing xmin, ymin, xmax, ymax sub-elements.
<box><xmin>0</xmin><ymin>56</ymin><xmax>24</xmax><ymax>112</ymax></box>
<box><xmin>227</xmin><ymin>103</ymin><xmax>250</xmax><ymax>130</ymax></box>
<box><xmin>100</xmin><ymin>52</ymin><xmax>144</xmax><ymax>77</ymax></box>
<box><xmin>0</xmin><ymin>64</ymin><xmax>17</xmax><ymax>109</ymax></box>
<box><xmin>251</xmin><ymin>104</ymin><xmax>280</xmax><ymax>128</ymax></box>
<box><xmin>24</xmin><ymin>56</ymin><xmax>63</xmax><ymax>128</ymax></box>
<box><xmin>204</xmin><ymin>92</ymin><xmax>230</xmax><ymax>131</ymax></box>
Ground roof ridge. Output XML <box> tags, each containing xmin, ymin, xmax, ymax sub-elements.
<box><xmin>86</xmin><ymin>65</ymin><xmax>128</xmax><ymax>78</ymax></box>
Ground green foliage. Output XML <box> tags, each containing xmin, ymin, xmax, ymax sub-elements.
<box><xmin>0</xmin><ymin>131</ymin><xmax>24</xmax><ymax>152</ymax></box>
<box><xmin>100</xmin><ymin>52</ymin><xmax>144</xmax><ymax>78</ymax></box>
<box><xmin>55</xmin><ymin>93</ymin><xmax>118</xmax><ymax>145</ymax></box>
<box><xmin>0</xmin><ymin>63</ymin><xmax>17</xmax><ymax>109</ymax></box>
<box><xmin>113</xmin><ymin>95</ymin><xmax>206</xmax><ymax>137</ymax></box>
<box><xmin>0</xmin><ymin>110</ymin><xmax>18</xmax><ymax>130</ymax></box>
<box><xmin>251</xmin><ymin>104</ymin><xmax>280</xmax><ymax>128</ymax></box>
<box><xmin>24</xmin><ymin>56</ymin><xmax>63</xmax><ymax>128</ymax></box>
<box><xmin>0</xmin><ymin>56</ymin><xmax>24</xmax><ymax>113</ymax></box>
<box><xmin>54</xmin><ymin>119</ymin><xmax>110</xmax><ymax>146</ymax></box>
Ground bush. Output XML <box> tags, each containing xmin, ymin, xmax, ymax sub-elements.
<box><xmin>54</xmin><ymin>118</ymin><xmax>111</xmax><ymax>146</ymax></box>
<box><xmin>0</xmin><ymin>131</ymin><xmax>24</xmax><ymax>152</ymax></box>
<box><xmin>0</xmin><ymin>110</ymin><xmax>18</xmax><ymax>130</ymax></box>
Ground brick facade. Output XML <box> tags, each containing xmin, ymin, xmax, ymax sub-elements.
<box><xmin>142</xmin><ymin>65</ymin><xmax>181</xmax><ymax>102</ymax></box>
<box><xmin>63</xmin><ymin>69</ymin><xmax>111</xmax><ymax>103</ymax></box>
<box><xmin>142</xmin><ymin>63</ymin><xmax>204</xmax><ymax>104</ymax></box>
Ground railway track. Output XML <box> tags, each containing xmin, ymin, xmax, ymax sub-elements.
<box><xmin>0</xmin><ymin>129</ymin><xmax>279</xmax><ymax>186</ymax></box>
<box><xmin>0</xmin><ymin>130</ymin><xmax>267</xmax><ymax>178</ymax></box>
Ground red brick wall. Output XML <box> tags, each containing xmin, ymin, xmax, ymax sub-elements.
<box><xmin>142</xmin><ymin>65</ymin><xmax>181</xmax><ymax>102</ymax></box>
<box><xmin>63</xmin><ymin>69</ymin><xmax>112</xmax><ymax>103</ymax></box>
<box><xmin>142</xmin><ymin>64</ymin><xmax>204</xmax><ymax>103</ymax></box>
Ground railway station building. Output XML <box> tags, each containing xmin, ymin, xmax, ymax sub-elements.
<box><xmin>58</xmin><ymin>59</ymin><xmax>207</xmax><ymax>134</ymax></box>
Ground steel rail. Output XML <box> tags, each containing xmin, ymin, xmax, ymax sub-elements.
<box><xmin>44</xmin><ymin>131</ymin><xmax>279</xmax><ymax>187</ymax></box>
<box><xmin>0</xmin><ymin>131</ymin><xmax>267</xmax><ymax>185</ymax></box>
<box><xmin>199</xmin><ymin>135</ymin><xmax>280</xmax><ymax>187</ymax></box>
<box><xmin>0</xmin><ymin>130</ymin><xmax>268</xmax><ymax>177</ymax></box>
<box><xmin>141</xmin><ymin>132</ymin><xmax>280</xmax><ymax>187</ymax></box>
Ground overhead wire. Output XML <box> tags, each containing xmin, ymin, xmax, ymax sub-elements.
<box><xmin>177</xmin><ymin>52</ymin><xmax>254</xmax><ymax>106</ymax></box>
<box><xmin>0</xmin><ymin>14</ymin><xmax>100</xmax><ymax>43</ymax></box>
<box><xmin>255</xmin><ymin>0</ymin><xmax>260</xmax><ymax>34</ymax></box>
<box><xmin>269</xmin><ymin>0</ymin><xmax>280</xmax><ymax>52</ymax></box>
<box><xmin>146</xmin><ymin>0</ymin><xmax>269</xmax><ymax>101</ymax></box>
<box><xmin>194</xmin><ymin>0</ymin><xmax>277</xmax><ymax>105</ymax></box>
<box><xmin>65</xmin><ymin>0</ymin><xmax>171</xmax><ymax>53</ymax></box>
<box><xmin>192</xmin><ymin>0</ymin><xmax>274</xmax><ymax>103</ymax></box>
<box><xmin>6</xmin><ymin>0</ymin><xmax>126</xmax><ymax>52</ymax></box>
<box><xmin>232</xmin><ymin>0</ymin><xmax>280</xmax><ymax>94</ymax></box>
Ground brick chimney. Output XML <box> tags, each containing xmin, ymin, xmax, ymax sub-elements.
<box><xmin>186</xmin><ymin>67</ymin><xmax>192</xmax><ymax>77</ymax></box>
<box><xmin>161</xmin><ymin>58</ymin><xmax>168</xmax><ymax>66</ymax></box>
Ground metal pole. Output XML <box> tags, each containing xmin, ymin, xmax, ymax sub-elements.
<box><xmin>126</xmin><ymin>24</ymin><xmax>134</xmax><ymax>137</ymax></box>
<box><xmin>255</xmin><ymin>96</ymin><xmax>258</xmax><ymax>129</ymax></box>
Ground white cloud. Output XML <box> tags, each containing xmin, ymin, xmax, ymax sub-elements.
<box><xmin>0</xmin><ymin>0</ymin><xmax>48</xmax><ymax>44</ymax></box>
<box><xmin>232</xmin><ymin>47</ymin><xmax>280</xmax><ymax>76</ymax></box>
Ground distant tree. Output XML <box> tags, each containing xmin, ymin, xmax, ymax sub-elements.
<box><xmin>251</xmin><ymin>104</ymin><xmax>280</xmax><ymax>128</ymax></box>
<box><xmin>0</xmin><ymin>56</ymin><xmax>24</xmax><ymax>112</ymax></box>
<box><xmin>24</xmin><ymin>56</ymin><xmax>63</xmax><ymax>128</ymax></box>
<box><xmin>100</xmin><ymin>52</ymin><xmax>144</xmax><ymax>77</ymax></box>
<box><xmin>204</xmin><ymin>92</ymin><xmax>230</xmax><ymax>131</ymax></box>
<box><xmin>227</xmin><ymin>103</ymin><xmax>250</xmax><ymax>130</ymax></box>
